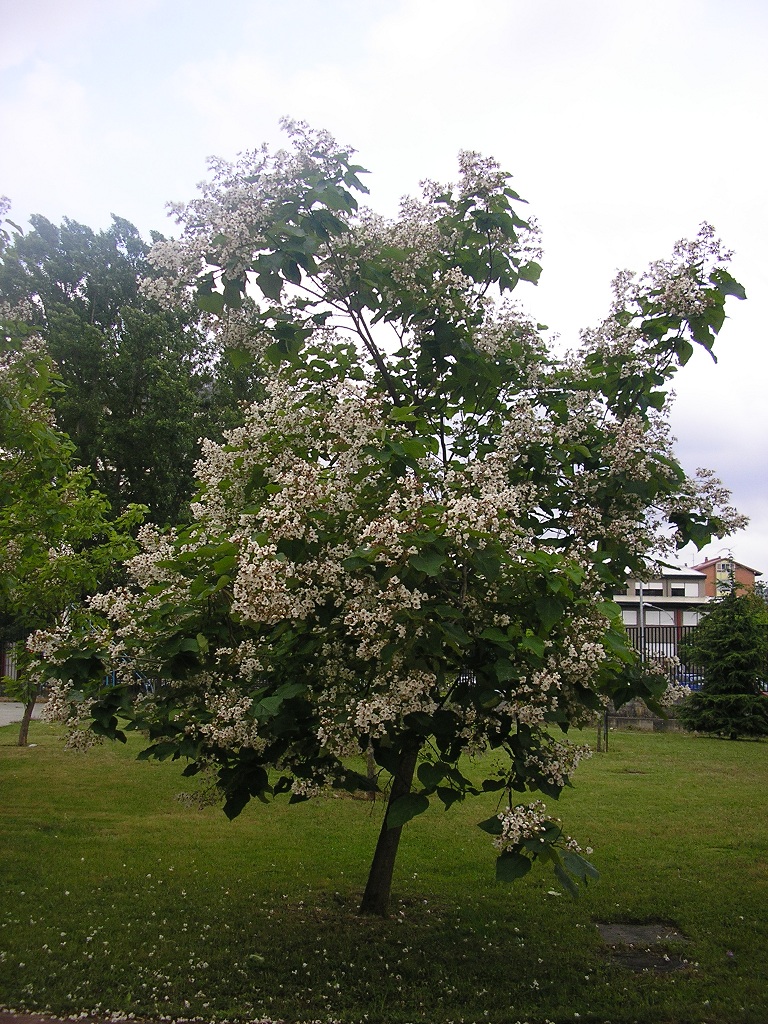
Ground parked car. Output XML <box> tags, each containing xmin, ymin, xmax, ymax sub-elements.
<box><xmin>675</xmin><ymin>668</ymin><xmax>704</xmax><ymax>690</ymax></box>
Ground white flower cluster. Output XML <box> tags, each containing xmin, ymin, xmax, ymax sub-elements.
<box><xmin>184</xmin><ymin>692</ymin><xmax>266</xmax><ymax>751</ymax></box>
<box><xmin>494</xmin><ymin>800</ymin><xmax>550</xmax><ymax>851</ymax></box>
<box><xmin>523</xmin><ymin>739</ymin><xmax>593</xmax><ymax>788</ymax></box>
<box><xmin>659</xmin><ymin>679</ymin><xmax>692</xmax><ymax>707</ymax></box>
<box><xmin>351</xmin><ymin>669</ymin><xmax>438</xmax><ymax>739</ymax></box>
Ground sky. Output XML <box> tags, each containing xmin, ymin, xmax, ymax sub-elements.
<box><xmin>1</xmin><ymin>0</ymin><xmax>766</xmax><ymax>576</ymax></box>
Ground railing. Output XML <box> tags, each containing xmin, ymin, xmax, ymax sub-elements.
<box><xmin>104</xmin><ymin>668</ymin><xmax>161</xmax><ymax>696</ymax></box>
<box><xmin>624</xmin><ymin>624</ymin><xmax>704</xmax><ymax>687</ymax></box>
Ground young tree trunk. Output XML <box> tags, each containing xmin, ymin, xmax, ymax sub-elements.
<box><xmin>358</xmin><ymin>738</ymin><xmax>420</xmax><ymax>917</ymax></box>
<box><xmin>17</xmin><ymin>696</ymin><xmax>36</xmax><ymax>747</ymax></box>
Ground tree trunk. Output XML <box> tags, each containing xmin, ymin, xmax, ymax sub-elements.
<box><xmin>362</xmin><ymin>741</ymin><xmax>377</xmax><ymax>801</ymax></box>
<box><xmin>358</xmin><ymin>738</ymin><xmax>420</xmax><ymax>917</ymax></box>
<box><xmin>17</xmin><ymin>696</ymin><xmax>36</xmax><ymax>747</ymax></box>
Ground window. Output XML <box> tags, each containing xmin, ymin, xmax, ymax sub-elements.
<box><xmin>683</xmin><ymin>610</ymin><xmax>700</xmax><ymax>626</ymax></box>
<box><xmin>645</xmin><ymin>609</ymin><xmax>675</xmax><ymax>626</ymax></box>
<box><xmin>670</xmin><ymin>586</ymin><xmax>685</xmax><ymax>597</ymax></box>
<box><xmin>622</xmin><ymin>609</ymin><xmax>638</xmax><ymax>625</ymax></box>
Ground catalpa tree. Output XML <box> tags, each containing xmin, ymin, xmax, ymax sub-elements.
<box><xmin>33</xmin><ymin>123</ymin><xmax>745</xmax><ymax>915</ymax></box>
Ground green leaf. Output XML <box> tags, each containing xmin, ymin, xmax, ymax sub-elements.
<box><xmin>252</xmin><ymin>694</ymin><xmax>284</xmax><ymax>719</ymax></box>
<box><xmin>561</xmin><ymin>850</ymin><xmax>599</xmax><ymax>882</ymax></box>
<box><xmin>342</xmin><ymin>552</ymin><xmax>373</xmax><ymax>571</ymax></box>
<box><xmin>520</xmin><ymin>633</ymin><xmax>545</xmax><ymax>659</ymax></box>
<box><xmin>494</xmin><ymin>658</ymin><xmax>516</xmax><ymax>682</ymax></box>
<box><xmin>481</xmin><ymin>778</ymin><xmax>507</xmax><ymax>792</ymax></box>
<box><xmin>225</xmin><ymin>347</ymin><xmax>253</xmax><ymax>371</ymax></box>
<box><xmin>389</xmin><ymin>405</ymin><xmax>419</xmax><ymax>422</ymax></box>
<box><xmin>496</xmin><ymin>851</ymin><xmax>532</xmax><ymax>882</ymax></box>
<box><xmin>197</xmin><ymin>291</ymin><xmax>226</xmax><ymax>315</ymax></box>
<box><xmin>214</xmin><ymin>554</ymin><xmax>237</xmax><ymax>574</ymax></box>
<box><xmin>223</xmin><ymin>789</ymin><xmax>250</xmax><ymax>820</ymax></box>
<box><xmin>536</xmin><ymin>597</ymin><xmax>562</xmax><ymax>633</ymax></box>
<box><xmin>477</xmin><ymin>813</ymin><xmax>503</xmax><ymax>836</ymax></box>
<box><xmin>409</xmin><ymin>551</ymin><xmax>446</xmax><ymax>576</ymax></box>
<box><xmin>222</xmin><ymin>277</ymin><xmax>244</xmax><ymax>308</ymax></box>
<box><xmin>517</xmin><ymin>261</ymin><xmax>542</xmax><ymax>284</ymax></box>
<box><xmin>710</xmin><ymin>268</ymin><xmax>747</xmax><ymax>300</ymax></box>
<box><xmin>474</xmin><ymin>549</ymin><xmax>502</xmax><ymax>582</ymax></box>
<box><xmin>436</xmin><ymin>786</ymin><xmax>464</xmax><ymax>810</ymax></box>
<box><xmin>137</xmin><ymin>741</ymin><xmax>179</xmax><ymax>761</ymax></box>
<box><xmin>372</xmin><ymin>745</ymin><xmax>401</xmax><ymax>775</ymax></box>
<box><xmin>256</xmin><ymin>272</ymin><xmax>283</xmax><ymax>301</ymax></box>
<box><xmin>554</xmin><ymin>863</ymin><xmax>580</xmax><ymax>897</ymax></box>
<box><xmin>174</xmin><ymin>638</ymin><xmax>200</xmax><ymax>654</ymax></box>
<box><xmin>417</xmin><ymin>761</ymin><xmax>445</xmax><ymax>789</ymax></box>
<box><xmin>386</xmin><ymin>792</ymin><xmax>430</xmax><ymax>829</ymax></box>
<box><xmin>441</xmin><ymin>621</ymin><xmax>472</xmax><ymax>646</ymax></box>
<box><xmin>282</xmin><ymin>260</ymin><xmax>302</xmax><ymax>285</ymax></box>
<box><xmin>398</xmin><ymin>437</ymin><xmax>431</xmax><ymax>460</ymax></box>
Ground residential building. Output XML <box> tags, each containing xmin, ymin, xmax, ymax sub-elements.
<box><xmin>691</xmin><ymin>555</ymin><xmax>763</xmax><ymax>597</ymax></box>
<box><xmin>613</xmin><ymin>565</ymin><xmax>710</xmax><ymax>670</ymax></box>
<box><xmin>613</xmin><ymin>565</ymin><xmax>710</xmax><ymax>628</ymax></box>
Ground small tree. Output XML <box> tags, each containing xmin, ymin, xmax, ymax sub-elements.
<box><xmin>677</xmin><ymin>591</ymin><xmax>768</xmax><ymax>739</ymax></box>
<box><xmin>30</xmin><ymin>126</ymin><xmax>746</xmax><ymax>914</ymax></box>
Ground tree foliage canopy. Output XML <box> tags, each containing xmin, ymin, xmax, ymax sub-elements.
<box><xmin>678</xmin><ymin>590</ymin><xmax>768</xmax><ymax>739</ymax></box>
<box><xmin>29</xmin><ymin>124</ymin><xmax>746</xmax><ymax>913</ymax></box>
<box><xmin>0</xmin><ymin>207</ymin><xmax>261</xmax><ymax>525</ymax></box>
<box><xmin>0</xmin><ymin>313</ymin><xmax>143</xmax><ymax>693</ymax></box>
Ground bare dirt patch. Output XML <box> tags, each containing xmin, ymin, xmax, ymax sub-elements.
<box><xmin>596</xmin><ymin>921</ymin><xmax>694</xmax><ymax>973</ymax></box>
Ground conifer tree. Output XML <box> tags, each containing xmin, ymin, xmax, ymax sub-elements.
<box><xmin>678</xmin><ymin>591</ymin><xmax>768</xmax><ymax>739</ymax></box>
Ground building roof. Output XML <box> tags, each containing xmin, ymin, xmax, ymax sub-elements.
<box><xmin>618</xmin><ymin>565</ymin><xmax>707</xmax><ymax>582</ymax></box>
<box><xmin>692</xmin><ymin>557</ymin><xmax>763</xmax><ymax>578</ymax></box>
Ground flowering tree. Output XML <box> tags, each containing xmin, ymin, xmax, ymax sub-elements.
<box><xmin>32</xmin><ymin>125</ymin><xmax>746</xmax><ymax>914</ymax></box>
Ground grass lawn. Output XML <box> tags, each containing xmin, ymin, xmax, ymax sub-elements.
<box><xmin>0</xmin><ymin>719</ymin><xmax>766</xmax><ymax>1023</ymax></box>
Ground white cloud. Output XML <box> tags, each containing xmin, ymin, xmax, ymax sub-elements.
<box><xmin>0</xmin><ymin>62</ymin><xmax>90</xmax><ymax>213</ymax></box>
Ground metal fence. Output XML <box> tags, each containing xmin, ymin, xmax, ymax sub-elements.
<box><xmin>623</xmin><ymin>624</ymin><xmax>704</xmax><ymax>687</ymax></box>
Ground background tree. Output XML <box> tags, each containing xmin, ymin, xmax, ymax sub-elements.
<box><xmin>32</xmin><ymin>124</ymin><xmax>746</xmax><ymax>915</ymax></box>
<box><xmin>0</xmin><ymin>212</ymin><xmax>262</xmax><ymax>525</ymax></box>
<box><xmin>677</xmin><ymin>590</ymin><xmax>768</xmax><ymax>739</ymax></box>
<box><xmin>0</xmin><ymin>305</ymin><xmax>143</xmax><ymax>743</ymax></box>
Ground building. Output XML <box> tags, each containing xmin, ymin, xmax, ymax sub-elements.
<box><xmin>691</xmin><ymin>555</ymin><xmax>763</xmax><ymax>597</ymax></box>
<box><xmin>612</xmin><ymin>566</ymin><xmax>710</xmax><ymax>671</ymax></box>
<box><xmin>0</xmin><ymin>642</ymin><xmax>18</xmax><ymax>694</ymax></box>
<box><xmin>612</xmin><ymin>556</ymin><xmax>763</xmax><ymax>679</ymax></box>
<box><xmin>613</xmin><ymin>565</ymin><xmax>710</xmax><ymax>628</ymax></box>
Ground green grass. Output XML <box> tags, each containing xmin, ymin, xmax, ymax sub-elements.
<box><xmin>1</xmin><ymin>721</ymin><xmax>766</xmax><ymax>1023</ymax></box>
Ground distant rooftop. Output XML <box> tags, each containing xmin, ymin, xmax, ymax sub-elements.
<box><xmin>692</xmin><ymin>556</ymin><xmax>763</xmax><ymax>578</ymax></box>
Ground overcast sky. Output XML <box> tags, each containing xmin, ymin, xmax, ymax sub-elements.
<box><xmin>2</xmin><ymin>0</ymin><xmax>766</xmax><ymax>575</ymax></box>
